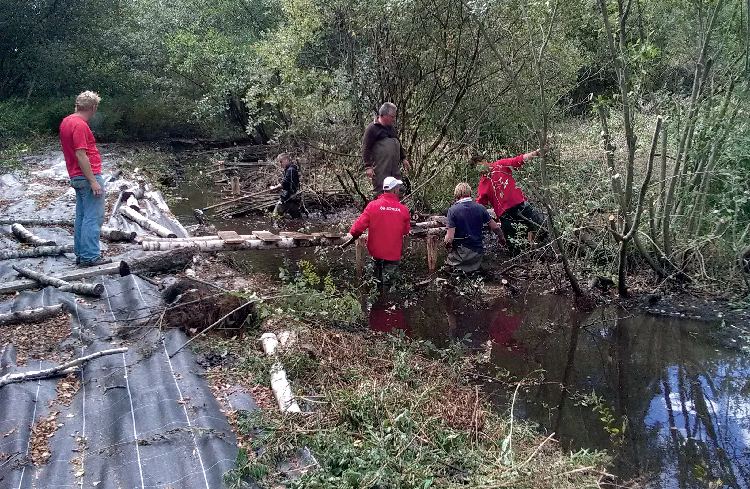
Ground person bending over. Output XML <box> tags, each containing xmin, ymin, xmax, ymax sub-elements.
<box><xmin>445</xmin><ymin>182</ymin><xmax>504</xmax><ymax>273</ymax></box>
<box><xmin>270</xmin><ymin>153</ymin><xmax>302</xmax><ymax>218</ymax></box>
<box><xmin>472</xmin><ymin>146</ymin><xmax>546</xmax><ymax>250</ymax></box>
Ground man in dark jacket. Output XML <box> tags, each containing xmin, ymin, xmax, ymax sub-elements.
<box><xmin>349</xmin><ymin>176</ymin><xmax>411</xmax><ymax>286</ymax></box>
<box><xmin>271</xmin><ymin>153</ymin><xmax>302</xmax><ymax>218</ymax></box>
<box><xmin>362</xmin><ymin>102</ymin><xmax>410</xmax><ymax>197</ymax></box>
<box><xmin>445</xmin><ymin>182</ymin><xmax>505</xmax><ymax>273</ymax></box>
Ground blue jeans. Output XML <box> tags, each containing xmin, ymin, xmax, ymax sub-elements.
<box><xmin>70</xmin><ymin>175</ymin><xmax>105</xmax><ymax>262</ymax></box>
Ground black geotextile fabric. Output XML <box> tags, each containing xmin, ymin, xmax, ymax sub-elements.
<box><xmin>0</xmin><ymin>159</ymin><xmax>247</xmax><ymax>488</ymax></box>
<box><xmin>0</xmin><ymin>276</ymin><xmax>240</xmax><ymax>489</ymax></box>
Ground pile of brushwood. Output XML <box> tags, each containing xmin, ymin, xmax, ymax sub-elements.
<box><xmin>213</xmin><ymin>324</ymin><xmax>611</xmax><ymax>488</ymax></box>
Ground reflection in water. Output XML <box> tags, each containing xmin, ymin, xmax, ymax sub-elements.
<box><xmin>366</xmin><ymin>291</ymin><xmax>750</xmax><ymax>488</ymax></box>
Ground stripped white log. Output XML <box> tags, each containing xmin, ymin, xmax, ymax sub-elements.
<box><xmin>141</xmin><ymin>236</ymin><xmax>349</xmax><ymax>251</ymax></box>
<box><xmin>100</xmin><ymin>226</ymin><xmax>137</xmax><ymax>242</ymax></box>
<box><xmin>125</xmin><ymin>194</ymin><xmax>140</xmax><ymax>212</ymax></box>
<box><xmin>120</xmin><ymin>206</ymin><xmax>177</xmax><ymax>238</ymax></box>
<box><xmin>11</xmin><ymin>223</ymin><xmax>56</xmax><ymax>246</ymax></box>
<box><xmin>261</xmin><ymin>332</ymin><xmax>301</xmax><ymax>413</ymax></box>
<box><xmin>12</xmin><ymin>265</ymin><xmax>104</xmax><ymax>296</ymax></box>
<box><xmin>0</xmin><ymin>261</ymin><xmax>126</xmax><ymax>295</ymax></box>
<box><xmin>0</xmin><ymin>304</ymin><xmax>69</xmax><ymax>326</ymax></box>
<box><xmin>0</xmin><ymin>245</ymin><xmax>73</xmax><ymax>261</ymax></box>
<box><xmin>0</xmin><ymin>347</ymin><xmax>127</xmax><ymax>388</ymax></box>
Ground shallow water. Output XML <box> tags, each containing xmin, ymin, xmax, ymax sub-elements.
<box><xmin>169</xmin><ymin>161</ymin><xmax>750</xmax><ymax>488</ymax></box>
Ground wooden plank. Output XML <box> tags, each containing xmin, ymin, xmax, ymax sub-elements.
<box><xmin>0</xmin><ymin>261</ymin><xmax>127</xmax><ymax>295</ymax></box>
<box><xmin>217</xmin><ymin>230</ymin><xmax>245</xmax><ymax>244</ymax></box>
<box><xmin>321</xmin><ymin>232</ymin><xmax>347</xmax><ymax>239</ymax></box>
<box><xmin>278</xmin><ymin>231</ymin><xmax>314</xmax><ymax>240</ymax></box>
<box><xmin>252</xmin><ymin>231</ymin><xmax>281</xmax><ymax>242</ymax></box>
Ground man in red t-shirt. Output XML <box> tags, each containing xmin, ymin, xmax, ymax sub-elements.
<box><xmin>349</xmin><ymin>177</ymin><xmax>411</xmax><ymax>287</ymax></box>
<box><xmin>60</xmin><ymin>91</ymin><xmax>110</xmax><ymax>267</ymax></box>
<box><xmin>472</xmin><ymin>146</ymin><xmax>546</xmax><ymax>251</ymax></box>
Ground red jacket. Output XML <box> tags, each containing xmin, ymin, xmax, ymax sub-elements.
<box><xmin>476</xmin><ymin>154</ymin><xmax>526</xmax><ymax>218</ymax></box>
<box><xmin>350</xmin><ymin>193</ymin><xmax>411</xmax><ymax>261</ymax></box>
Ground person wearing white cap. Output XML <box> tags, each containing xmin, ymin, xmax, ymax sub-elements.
<box><xmin>348</xmin><ymin>176</ymin><xmax>411</xmax><ymax>287</ymax></box>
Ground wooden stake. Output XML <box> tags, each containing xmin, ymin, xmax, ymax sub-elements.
<box><xmin>230</xmin><ymin>176</ymin><xmax>241</xmax><ymax>196</ymax></box>
<box><xmin>356</xmin><ymin>237</ymin><xmax>366</xmax><ymax>281</ymax></box>
<box><xmin>426</xmin><ymin>234</ymin><xmax>438</xmax><ymax>272</ymax></box>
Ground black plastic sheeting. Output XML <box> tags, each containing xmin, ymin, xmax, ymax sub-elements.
<box><xmin>0</xmin><ymin>153</ymin><xmax>250</xmax><ymax>488</ymax></box>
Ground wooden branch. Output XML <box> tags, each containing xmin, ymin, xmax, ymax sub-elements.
<box><xmin>0</xmin><ymin>348</ymin><xmax>127</xmax><ymax>388</ymax></box>
<box><xmin>12</xmin><ymin>265</ymin><xmax>104</xmax><ymax>296</ymax></box>
<box><xmin>11</xmin><ymin>223</ymin><xmax>56</xmax><ymax>246</ymax></box>
<box><xmin>201</xmin><ymin>188</ymin><xmax>274</xmax><ymax>212</ymax></box>
<box><xmin>0</xmin><ymin>303</ymin><xmax>69</xmax><ymax>327</ymax></box>
<box><xmin>0</xmin><ymin>218</ymin><xmax>74</xmax><ymax>226</ymax></box>
<box><xmin>0</xmin><ymin>245</ymin><xmax>73</xmax><ymax>261</ymax></box>
<box><xmin>119</xmin><ymin>207</ymin><xmax>177</xmax><ymax>238</ymax></box>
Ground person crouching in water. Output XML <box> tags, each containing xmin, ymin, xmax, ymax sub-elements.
<box><xmin>445</xmin><ymin>182</ymin><xmax>505</xmax><ymax>273</ymax></box>
<box><xmin>270</xmin><ymin>153</ymin><xmax>302</xmax><ymax>218</ymax></box>
<box><xmin>349</xmin><ymin>177</ymin><xmax>411</xmax><ymax>287</ymax></box>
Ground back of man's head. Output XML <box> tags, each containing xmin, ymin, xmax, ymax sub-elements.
<box><xmin>454</xmin><ymin>182</ymin><xmax>472</xmax><ymax>200</ymax></box>
<box><xmin>75</xmin><ymin>91</ymin><xmax>101</xmax><ymax>112</ymax></box>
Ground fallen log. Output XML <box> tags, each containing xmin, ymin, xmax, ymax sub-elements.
<box><xmin>0</xmin><ymin>347</ymin><xmax>127</xmax><ymax>388</ymax></box>
<box><xmin>125</xmin><ymin>247</ymin><xmax>197</xmax><ymax>276</ymax></box>
<box><xmin>12</xmin><ymin>265</ymin><xmax>105</xmax><ymax>296</ymax></box>
<box><xmin>120</xmin><ymin>206</ymin><xmax>177</xmax><ymax>238</ymax></box>
<box><xmin>11</xmin><ymin>223</ymin><xmax>56</xmax><ymax>246</ymax></box>
<box><xmin>0</xmin><ymin>303</ymin><xmax>69</xmax><ymax>326</ymax></box>
<box><xmin>0</xmin><ymin>261</ymin><xmax>127</xmax><ymax>295</ymax></box>
<box><xmin>100</xmin><ymin>226</ymin><xmax>137</xmax><ymax>242</ymax></box>
<box><xmin>141</xmin><ymin>236</ymin><xmax>349</xmax><ymax>252</ymax></box>
<box><xmin>0</xmin><ymin>218</ymin><xmax>74</xmax><ymax>226</ymax></box>
<box><xmin>121</xmin><ymin>185</ymin><xmax>145</xmax><ymax>201</ymax></box>
<box><xmin>0</xmin><ymin>244</ymin><xmax>74</xmax><ymax>261</ymax></box>
<box><xmin>125</xmin><ymin>194</ymin><xmax>140</xmax><ymax>212</ymax></box>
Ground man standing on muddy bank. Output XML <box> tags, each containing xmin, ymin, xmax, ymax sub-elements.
<box><xmin>445</xmin><ymin>182</ymin><xmax>505</xmax><ymax>273</ymax></box>
<box><xmin>362</xmin><ymin>102</ymin><xmax>409</xmax><ymax>197</ymax></box>
<box><xmin>349</xmin><ymin>177</ymin><xmax>411</xmax><ymax>287</ymax></box>
<box><xmin>60</xmin><ymin>91</ymin><xmax>110</xmax><ymax>267</ymax></box>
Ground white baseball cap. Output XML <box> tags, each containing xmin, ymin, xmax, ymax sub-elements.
<box><xmin>383</xmin><ymin>176</ymin><xmax>403</xmax><ymax>190</ymax></box>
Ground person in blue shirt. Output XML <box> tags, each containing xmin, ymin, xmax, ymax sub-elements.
<box><xmin>444</xmin><ymin>182</ymin><xmax>505</xmax><ymax>272</ymax></box>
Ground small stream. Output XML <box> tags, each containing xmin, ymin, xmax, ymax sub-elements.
<box><xmin>167</xmin><ymin>159</ymin><xmax>750</xmax><ymax>488</ymax></box>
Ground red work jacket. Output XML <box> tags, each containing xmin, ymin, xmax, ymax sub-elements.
<box><xmin>350</xmin><ymin>193</ymin><xmax>411</xmax><ymax>261</ymax></box>
<box><xmin>476</xmin><ymin>154</ymin><xmax>527</xmax><ymax>218</ymax></box>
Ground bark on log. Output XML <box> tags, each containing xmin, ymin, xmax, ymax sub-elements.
<box><xmin>0</xmin><ymin>245</ymin><xmax>74</xmax><ymax>261</ymax></box>
<box><xmin>0</xmin><ymin>347</ymin><xmax>127</xmax><ymax>388</ymax></box>
<box><xmin>125</xmin><ymin>195</ymin><xmax>140</xmax><ymax>212</ymax></box>
<box><xmin>0</xmin><ymin>218</ymin><xmax>74</xmax><ymax>226</ymax></box>
<box><xmin>125</xmin><ymin>248</ymin><xmax>197</xmax><ymax>276</ymax></box>
<box><xmin>100</xmin><ymin>226</ymin><xmax>137</xmax><ymax>242</ymax></box>
<box><xmin>141</xmin><ymin>236</ymin><xmax>349</xmax><ymax>252</ymax></box>
<box><xmin>120</xmin><ymin>206</ymin><xmax>177</xmax><ymax>238</ymax></box>
<box><xmin>12</xmin><ymin>265</ymin><xmax>105</xmax><ymax>296</ymax></box>
<box><xmin>0</xmin><ymin>262</ymin><xmax>127</xmax><ymax>295</ymax></box>
<box><xmin>11</xmin><ymin>223</ymin><xmax>56</xmax><ymax>246</ymax></box>
<box><xmin>0</xmin><ymin>304</ymin><xmax>69</xmax><ymax>326</ymax></box>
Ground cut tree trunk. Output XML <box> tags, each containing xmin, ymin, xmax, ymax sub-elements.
<box><xmin>125</xmin><ymin>247</ymin><xmax>197</xmax><ymax>277</ymax></box>
<box><xmin>11</xmin><ymin>223</ymin><xmax>56</xmax><ymax>246</ymax></box>
<box><xmin>100</xmin><ymin>226</ymin><xmax>137</xmax><ymax>242</ymax></box>
<box><xmin>0</xmin><ymin>303</ymin><xmax>69</xmax><ymax>326</ymax></box>
<box><xmin>119</xmin><ymin>207</ymin><xmax>177</xmax><ymax>238</ymax></box>
<box><xmin>12</xmin><ymin>265</ymin><xmax>105</xmax><ymax>296</ymax></box>
<box><xmin>0</xmin><ymin>245</ymin><xmax>74</xmax><ymax>261</ymax></box>
<box><xmin>141</xmin><ymin>235</ymin><xmax>349</xmax><ymax>252</ymax></box>
<box><xmin>0</xmin><ymin>347</ymin><xmax>127</xmax><ymax>388</ymax></box>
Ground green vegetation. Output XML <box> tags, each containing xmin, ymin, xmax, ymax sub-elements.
<box><xmin>223</xmin><ymin>326</ymin><xmax>610</xmax><ymax>488</ymax></box>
